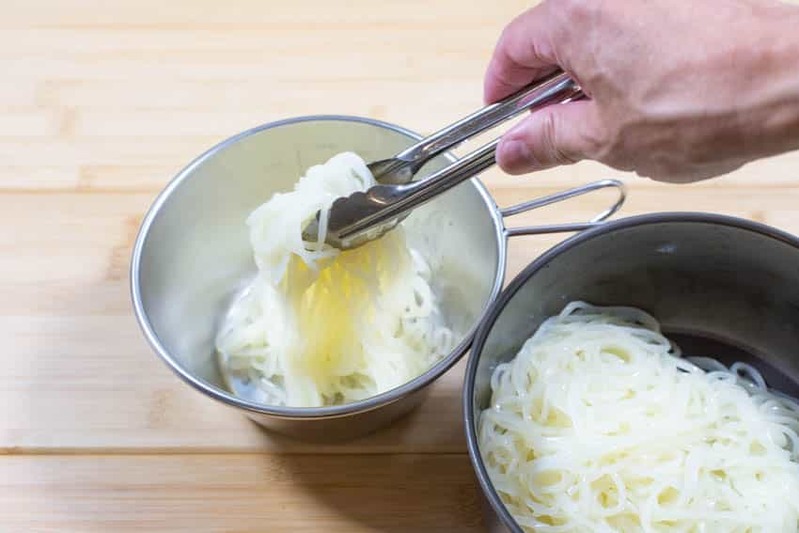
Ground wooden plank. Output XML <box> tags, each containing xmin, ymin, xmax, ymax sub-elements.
<box><xmin>0</xmin><ymin>454</ymin><xmax>485</xmax><ymax>532</ymax></box>
<box><xmin>2</xmin><ymin>140</ymin><xmax>799</xmax><ymax>193</ymax></box>
<box><xmin>2</xmin><ymin>0</ymin><xmax>529</xmax><ymax>28</ymax></box>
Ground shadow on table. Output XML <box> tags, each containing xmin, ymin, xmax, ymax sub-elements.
<box><xmin>264</xmin><ymin>451</ymin><xmax>485</xmax><ymax>532</ymax></box>
<box><xmin>257</xmin><ymin>406</ymin><xmax>486</xmax><ymax>532</ymax></box>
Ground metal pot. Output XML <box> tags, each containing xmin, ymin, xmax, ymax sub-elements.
<box><xmin>464</xmin><ymin>212</ymin><xmax>799</xmax><ymax>532</ymax></box>
<box><xmin>130</xmin><ymin>115</ymin><xmax>624</xmax><ymax>441</ymax></box>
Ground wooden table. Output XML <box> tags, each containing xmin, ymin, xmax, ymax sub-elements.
<box><xmin>3</xmin><ymin>1</ymin><xmax>799</xmax><ymax>531</ymax></box>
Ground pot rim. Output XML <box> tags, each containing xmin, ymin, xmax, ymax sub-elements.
<box><xmin>130</xmin><ymin>114</ymin><xmax>508</xmax><ymax>419</ymax></box>
<box><xmin>462</xmin><ymin>211</ymin><xmax>799</xmax><ymax>532</ymax></box>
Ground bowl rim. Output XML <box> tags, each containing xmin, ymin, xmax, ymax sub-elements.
<box><xmin>462</xmin><ymin>211</ymin><xmax>799</xmax><ymax>531</ymax></box>
<box><xmin>130</xmin><ymin>114</ymin><xmax>508</xmax><ymax>419</ymax></box>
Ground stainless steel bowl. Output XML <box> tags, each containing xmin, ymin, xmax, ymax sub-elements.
<box><xmin>130</xmin><ymin>115</ymin><xmax>623</xmax><ymax>441</ymax></box>
<box><xmin>464</xmin><ymin>212</ymin><xmax>799</xmax><ymax>532</ymax></box>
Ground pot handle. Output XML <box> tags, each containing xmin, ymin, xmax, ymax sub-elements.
<box><xmin>501</xmin><ymin>178</ymin><xmax>626</xmax><ymax>237</ymax></box>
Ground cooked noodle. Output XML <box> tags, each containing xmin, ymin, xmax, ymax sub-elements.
<box><xmin>216</xmin><ymin>152</ymin><xmax>456</xmax><ymax>407</ymax></box>
<box><xmin>479</xmin><ymin>301</ymin><xmax>799</xmax><ymax>532</ymax></box>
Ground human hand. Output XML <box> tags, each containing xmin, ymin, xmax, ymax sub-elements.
<box><xmin>486</xmin><ymin>0</ymin><xmax>799</xmax><ymax>182</ymax></box>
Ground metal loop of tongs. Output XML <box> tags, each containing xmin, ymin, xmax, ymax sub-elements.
<box><xmin>303</xmin><ymin>70</ymin><xmax>624</xmax><ymax>250</ymax></box>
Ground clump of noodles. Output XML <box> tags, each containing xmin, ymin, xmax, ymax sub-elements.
<box><xmin>479</xmin><ymin>301</ymin><xmax>799</xmax><ymax>532</ymax></box>
<box><xmin>215</xmin><ymin>152</ymin><xmax>456</xmax><ymax>407</ymax></box>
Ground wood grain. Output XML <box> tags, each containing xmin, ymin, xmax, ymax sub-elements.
<box><xmin>3</xmin><ymin>0</ymin><xmax>799</xmax><ymax>530</ymax></box>
<box><xmin>0</xmin><ymin>454</ymin><xmax>484</xmax><ymax>532</ymax></box>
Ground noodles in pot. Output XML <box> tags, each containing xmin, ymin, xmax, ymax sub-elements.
<box><xmin>479</xmin><ymin>301</ymin><xmax>799</xmax><ymax>532</ymax></box>
<box><xmin>216</xmin><ymin>152</ymin><xmax>456</xmax><ymax>407</ymax></box>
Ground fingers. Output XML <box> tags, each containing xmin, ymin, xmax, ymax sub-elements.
<box><xmin>496</xmin><ymin>100</ymin><xmax>600</xmax><ymax>174</ymax></box>
<box><xmin>484</xmin><ymin>3</ymin><xmax>559</xmax><ymax>103</ymax></box>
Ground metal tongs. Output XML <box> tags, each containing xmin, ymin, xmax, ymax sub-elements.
<box><xmin>303</xmin><ymin>71</ymin><xmax>584</xmax><ymax>250</ymax></box>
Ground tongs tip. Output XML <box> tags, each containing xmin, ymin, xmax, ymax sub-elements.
<box><xmin>366</xmin><ymin>158</ymin><xmax>417</xmax><ymax>186</ymax></box>
<box><xmin>301</xmin><ymin>189</ymin><xmax>401</xmax><ymax>251</ymax></box>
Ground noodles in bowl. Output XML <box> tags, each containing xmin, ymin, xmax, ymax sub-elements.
<box><xmin>479</xmin><ymin>302</ymin><xmax>799</xmax><ymax>532</ymax></box>
<box><xmin>215</xmin><ymin>152</ymin><xmax>457</xmax><ymax>407</ymax></box>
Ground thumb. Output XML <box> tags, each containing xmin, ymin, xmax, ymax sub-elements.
<box><xmin>496</xmin><ymin>100</ymin><xmax>599</xmax><ymax>175</ymax></box>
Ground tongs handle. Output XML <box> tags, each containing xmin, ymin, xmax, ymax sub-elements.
<box><xmin>394</xmin><ymin>70</ymin><xmax>581</xmax><ymax>177</ymax></box>
<box><xmin>339</xmin><ymin>73</ymin><xmax>583</xmax><ymax>239</ymax></box>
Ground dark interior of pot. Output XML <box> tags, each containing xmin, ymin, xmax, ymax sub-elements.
<box><xmin>471</xmin><ymin>213</ymin><xmax>799</xmax><ymax>432</ymax></box>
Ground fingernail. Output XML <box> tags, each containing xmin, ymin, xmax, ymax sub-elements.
<box><xmin>498</xmin><ymin>139</ymin><xmax>536</xmax><ymax>174</ymax></box>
